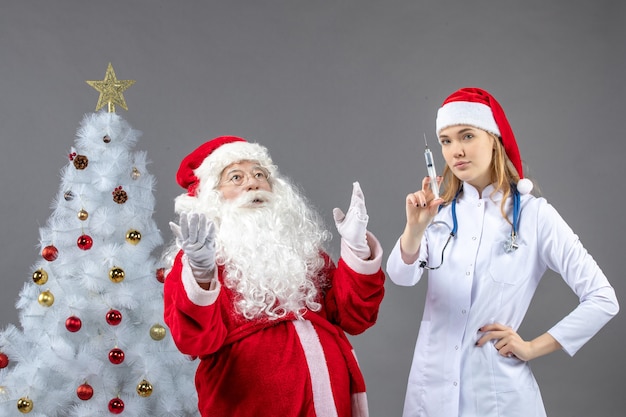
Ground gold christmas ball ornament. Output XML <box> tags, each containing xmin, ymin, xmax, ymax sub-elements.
<box><xmin>109</xmin><ymin>267</ymin><xmax>125</xmax><ymax>283</ymax></box>
<box><xmin>38</xmin><ymin>290</ymin><xmax>55</xmax><ymax>307</ymax></box>
<box><xmin>32</xmin><ymin>269</ymin><xmax>48</xmax><ymax>285</ymax></box>
<box><xmin>125</xmin><ymin>229</ymin><xmax>141</xmax><ymax>245</ymax></box>
<box><xmin>78</xmin><ymin>209</ymin><xmax>89</xmax><ymax>221</ymax></box>
<box><xmin>136</xmin><ymin>379</ymin><xmax>153</xmax><ymax>397</ymax></box>
<box><xmin>149</xmin><ymin>323</ymin><xmax>166</xmax><ymax>341</ymax></box>
<box><xmin>131</xmin><ymin>167</ymin><xmax>141</xmax><ymax>180</ymax></box>
<box><xmin>17</xmin><ymin>397</ymin><xmax>33</xmax><ymax>413</ymax></box>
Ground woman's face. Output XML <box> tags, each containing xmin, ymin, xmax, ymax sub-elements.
<box><xmin>439</xmin><ymin>125</ymin><xmax>495</xmax><ymax>192</ymax></box>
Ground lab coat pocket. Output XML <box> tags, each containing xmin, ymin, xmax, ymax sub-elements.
<box><xmin>491</xmin><ymin>347</ymin><xmax>537</xmax><ymax>393</ymax></box>
<box><xmin>491</xmin><ymin>348</ymin><xmax>544</xmax><ymax>416</ymax></box>
<box><xmin>487</xmin><ymin>239</ymin><xmax>530</xmax><ymax>285</ymax></box>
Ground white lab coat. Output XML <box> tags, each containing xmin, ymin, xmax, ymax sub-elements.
<box><xmin>386</xmin><ymin>183</ymin><xmax>618</xmax><ymax>417</ymax></box>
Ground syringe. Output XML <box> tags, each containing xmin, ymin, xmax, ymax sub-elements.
<box><xmin>423</xmin><ymin>133</ymin><xmax>440</xmax><ymax>199</ymax></box>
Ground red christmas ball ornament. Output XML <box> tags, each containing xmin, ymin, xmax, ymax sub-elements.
<box><xmin>42</xmin><ymin>245</ymin><xmax>58</xmax><ymax>261</ymax></box>
<box><xmin>76</xmin><ymin>383</ymin><xmax>94</xmax><ymax>400</ymax></box>
<box><xmin>108</xmin><ymin>397</ymin><xmax>124</xmax><ymax>414</ymax></box>
<box><xmin>65</xmin><ymin>316</ymin><xmax>82</xmax><ymax>332</ymax></box>
<box><xmin>155</xmin><ymin>268</ymin><xmax>165</xmax><ymax>283</ymax></box>
<box><xmin>105</xmin><ymin>309</ymin><xmax>122</xmax><ymax>326</ymax></box>
<box><xmin>108</xmin><ymin>348</ymin><xmax>125</xmax><ymax>365</ymax></box>
<box><xmin>77</xmin><ymin>234</ymin><xmax>93</xmax><ymax>250</ymax></box>
<box><xmin>0</xmin><ymin>352</ymin><xmax>9</xmax><ymax>368</ymax></box>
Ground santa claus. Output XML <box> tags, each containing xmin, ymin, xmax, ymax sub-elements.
<box><xmin>163</xmin><ymin>136</ymin><xmax>385</xmax><ymax>417</ymax></box>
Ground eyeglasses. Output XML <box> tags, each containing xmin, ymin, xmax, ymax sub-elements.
<box><xmin>220</xmin><ymin>167</ymin><xmax>271</xmax><ymax>187</ymax></box>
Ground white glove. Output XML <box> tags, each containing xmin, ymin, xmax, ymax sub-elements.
<box><xmin>333</xmin><ymin>182</ymin><xmax>371</xmax><ymax>259</ymax></box>
<box><xmin>169</xmin><ymin>212</ymin><xmax>216</xmax><ymax>282</ymax></box>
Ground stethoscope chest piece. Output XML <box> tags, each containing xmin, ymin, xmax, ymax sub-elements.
<box><xmin>503</xmin><ymin>232</ymin><xmax>519</xmax><ymax>253</ymax></box>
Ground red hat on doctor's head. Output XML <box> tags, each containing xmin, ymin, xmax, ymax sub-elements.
<box><xmin>176</xmin><ymin>136</ymin><xmax>274</xmax><ymax>196</ymax></box>
<box><xmin>435</xmin><ymin>87</ymin><xmax>532</xmax><ymax>194</ymax></box>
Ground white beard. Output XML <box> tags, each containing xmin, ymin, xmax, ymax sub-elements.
<box><xmin>210</xmin><ymin>182</ymin><xmax>330</xmax><ymax>320</ymax></box>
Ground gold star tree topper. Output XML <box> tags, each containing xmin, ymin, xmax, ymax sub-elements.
<box><xmin>86</xmin><ymin>63</ymin><xmax>135</xmax><ymax>112</ymax></box>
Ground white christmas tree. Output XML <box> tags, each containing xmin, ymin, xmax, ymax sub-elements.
<box><xmin>0</xmin><ymin>64</ymin><xmax>199</xmax><ymax>416</ymax></box>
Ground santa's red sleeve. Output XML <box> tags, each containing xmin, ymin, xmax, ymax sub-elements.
<box><xmin>325</xmin><ymin>231</ymin><xmax>386</xmax><ymax>335</ymax></box>
<box><xmin>163</xmin><ymin>250</ymin><xmax>228</xmax><ymax>356</ymax></box>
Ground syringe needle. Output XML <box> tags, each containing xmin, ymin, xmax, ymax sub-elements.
<box><xmin>423</xmin><ymin>133</ymin><xmax>440</xmax><ymax>199</ymax></box>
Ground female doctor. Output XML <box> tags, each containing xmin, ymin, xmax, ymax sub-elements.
<box><xmin>386</xmin><ymin>87</ymin><xmax>619</xmax><ymax>417</ymax></box>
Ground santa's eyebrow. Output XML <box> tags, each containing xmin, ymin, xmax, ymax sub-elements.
<box><xmin>224</xmin><ymin>169</ymin><xmax>244</xmax><ymax>176</ymax></box>
<box><xmin>223</xmin><ymin>166</ymin><xmax>266</xmax><ymax>178</ymax></box>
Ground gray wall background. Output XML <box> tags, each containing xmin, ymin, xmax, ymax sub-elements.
<box><xmin>1</xmin><ymin>1</ymin><xmax>624</xmax><ymax>416</ymax></box>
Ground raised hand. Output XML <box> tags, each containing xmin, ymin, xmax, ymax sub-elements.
<box><xmin>333</xmin><ymin>182</ymin><xmax>370</xmax><ymax>259</ymax></box>
<box><xmin>169</xmin><ymin>212</ymin><xmax>216</xmax><ymax>280</ymax></box>
<box><xmin>400</xmin><ymin>176</ymin><xmax>444</xmax><ymax>259</ymax></box>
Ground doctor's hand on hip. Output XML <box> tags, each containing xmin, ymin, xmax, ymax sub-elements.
<box><xmin>476</xmin><ymin>322</ymin><xmax>562</xmax><ymax>362</ymax></box>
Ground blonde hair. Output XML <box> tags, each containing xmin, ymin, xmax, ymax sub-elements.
<box><xmin>439</xmin><ymin>132</ymin><xmax>521</xmax><ymax>224</ymax></box>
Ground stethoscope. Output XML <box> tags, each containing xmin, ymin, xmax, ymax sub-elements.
<box><xmin>419</xmin><ymin>184</ymin><xmax>521</xmax><ymax>270</ymax></box>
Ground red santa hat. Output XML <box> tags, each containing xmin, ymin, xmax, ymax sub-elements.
<box><xmin>435</xmin><ymin>87</ymin><xmax>533</xmax><ymax>194</ymax></box>
<box><xmin>176</xmin><ymin>136</ymin><xmax>274</xmax><ymax>197</ymax></box>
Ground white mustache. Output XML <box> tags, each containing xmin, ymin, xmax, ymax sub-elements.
<box><xmin>231</xmin><ymin>190</ymin><xmax>274</xmax><ymax>208</ymax></box>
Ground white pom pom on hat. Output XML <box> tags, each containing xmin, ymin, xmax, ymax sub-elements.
<box><xmin>436</xmin><ymin>87</ymin><xmax>533</xmax><ymax>195</ymax></box>
<box><xmin>516</xmin><ymin>178</ymin><xmax>533</xmax><ymax>195</ymax></box>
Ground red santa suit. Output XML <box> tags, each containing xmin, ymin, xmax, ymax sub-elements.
<box><xmin>164</xmin><ymin>235</ymin><xmax>385</xmax><ymax>417</ymax></box>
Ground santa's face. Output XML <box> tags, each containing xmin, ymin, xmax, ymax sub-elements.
<box><xmin>217</xmin><ymin>161</ymin><xmax>272</xmax><ymax>202</ymax></box>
